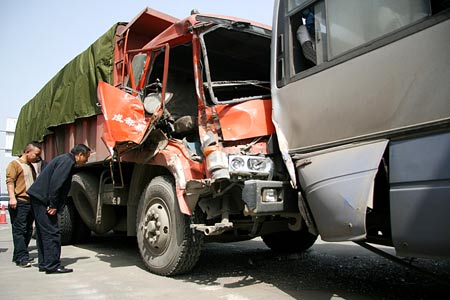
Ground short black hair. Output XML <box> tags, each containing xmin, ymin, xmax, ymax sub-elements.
<box><xmin>70</xmin><ymin>144</ymin><xmax>91</xmax><ymax>155</ymax></box>
<box><xmin>31</xmin><ymin>141</ymin><xmax>42</xmax><ymax>149</ymax></box>
<box><xmin>23</xmin><ymin>141</ymin><xmax>42</xmax><ymax>153</ymax></box>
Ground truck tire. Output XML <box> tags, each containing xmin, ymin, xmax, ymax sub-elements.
<box><xmin>71</xmin><ymin>172</ymin><xmax>117</xmax><ymax>234</ymax></box>
<box><xmin>262</xmin><ymin>227</ymin><xmax>318</xmax><ymax>253</ymax></box>
<box><xmin>58</xmin><ymin>201</ymin><xmax>75</xmax><ymax>245</ymax></box>
<box><xmin>136</xmin><ymin>176</ymin><xmax>203</xmax><ymax>276</ymax></box>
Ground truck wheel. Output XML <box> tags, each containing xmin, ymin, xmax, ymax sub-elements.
<box><xmin>58</xmin><ymin>201</ymin><xmax>75</xmax><ymax>245</ymax></box>
<box><xmin>136</xmin><ymin>176</ymin><xmax>203</xmax><ymax>276</ymax></box>
<box><xmin>262</xmin><ymin>227</ymin><xmax>318</xmax><ymax>253</ymax></box>
<box><xmin>71</xmin><ymin>172</ymin><xmax>117</xmax><ymax>234</ymax></box>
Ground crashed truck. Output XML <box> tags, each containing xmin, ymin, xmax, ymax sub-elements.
<box><xmin>13</xmin><ymin>8</ymin><xmax>315</xmax><ymax>276</ymax></box>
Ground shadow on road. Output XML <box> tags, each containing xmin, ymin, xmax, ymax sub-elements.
<box><xmin>73</xmin><ymin>233</ymin><xmax>450</xmax><ymax>300</ymax></box>
<box><xmin>61</xmin><ymin>256</ymin><xmax>91</xmax><ymax>267</ymax></box>
<box><xmin>178</xmin><ymin>240</ymin><xmax>450</xmax><ymax>300</ymax></box>
<box><xmin>74</xmin><ymin>233</ymin><xmax>146</xmax><ymax>270</ymax></box>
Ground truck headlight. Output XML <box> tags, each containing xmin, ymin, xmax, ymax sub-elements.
<box><xmin>248</xmin><ymin>158</ymin><xmax>267</xmax><ymax>171</ymax></box>
<box><xmin>228</xmin><ymin>155</ymin><xmax>273</xmax><ymax>177</ymax></box>
<box><xmin>230</xmin><ymin>157</ymin><xmax>245</xmax><ymax>171</ymax></box>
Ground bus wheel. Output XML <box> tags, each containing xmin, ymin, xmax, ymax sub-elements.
<box><xmin>262</xmin><ymin>226</ymin><xmax>318</xmax><ymax>253</ymax></box>
<box><xmin>136</xmin><ymin>176</ymin><xmax>203</xmax><ymax>276</ymax></box>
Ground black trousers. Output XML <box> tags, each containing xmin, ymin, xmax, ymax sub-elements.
<box><xmin>30</xmin><ymin>197</ymin><xmax>61</xmax><ymax>271</ymax></box>
<box><xmin>8</xmin><ymin>200</ymin><xmax>33</xmax><ymax>263</ymax></box>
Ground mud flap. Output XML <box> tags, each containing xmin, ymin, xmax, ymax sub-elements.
<box><xmin>295</xmin><ymin>140</ymin><xmax>388</xmax><ymax>241</ymax></box>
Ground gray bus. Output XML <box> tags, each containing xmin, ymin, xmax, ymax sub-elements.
<box><xmin>271</xmin><ymin>0</ymin><xmax>450</xmax><ymax>259</ymax></box>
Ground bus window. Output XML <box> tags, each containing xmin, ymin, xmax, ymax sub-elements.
<box><xmin>327</xmin><ymin>0</ymin><xmax>431</xmax><ymax>58</ymax></box>
<box><xmin>289</xmin><ymin>1</ymin><xmax>326</xmax><ymax>74</ymax></box>
<box><xmin>288</xmin><ymin>0</ymin><xmax>310</xmax><ymax>11</ymax></box>
<box><xmin>286</xmin><ymin>0</ymin><xmax>434</xmax><ymax>76</ymax></box>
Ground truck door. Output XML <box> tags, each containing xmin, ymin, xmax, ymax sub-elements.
<box><xmin>97</xmin><ymin>45</ymin><xmax>170</xmax><ymax>154</ymax></box>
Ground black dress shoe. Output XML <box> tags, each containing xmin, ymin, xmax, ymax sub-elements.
<box><xmin>45</xmin><ymin>267</ymin><xmax>73</xmax><ymax>274</ymax></box>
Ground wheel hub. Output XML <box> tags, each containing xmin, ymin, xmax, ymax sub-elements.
<box><xmin>142</xmin><ymin>201</ymin><xmax>170</xmax><ymax>253</ymax></box>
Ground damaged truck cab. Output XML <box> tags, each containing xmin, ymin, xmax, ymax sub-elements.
<box><xmin>14</xmin><ymin>8</ymin><xmax>313</xmax><ymax>276</ymax></box>
<box><xmin>99</xmin><ymin>11</ymin><xmax>306</xmax><ymax>275</ymax></box>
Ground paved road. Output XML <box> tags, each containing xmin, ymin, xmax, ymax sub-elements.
<box><xmin>1</xmin><ymin>213</ymin><xmax>449</xmax><ymax>300</ymax></box>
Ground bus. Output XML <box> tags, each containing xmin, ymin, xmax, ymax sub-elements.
<box><xmin>271</xmin><ymin>0</ymin><xmax>450</xmax><ymax>259</ymax></box>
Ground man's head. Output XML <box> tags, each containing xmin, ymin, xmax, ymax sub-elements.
<box><xmin>22</xmin><ymin>142</ymin><xmax>42</xmax><ymax>163</ymax></box>
<box><xmin>71</xmin><ymin>144</ymin><xmax>91</xmax><ymax>166</ymax></box>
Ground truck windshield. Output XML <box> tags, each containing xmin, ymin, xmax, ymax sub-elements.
<box><xmin>200</xmin><ymin>25</ymin><xmax>271</xmax><ymax>104</ymax></box>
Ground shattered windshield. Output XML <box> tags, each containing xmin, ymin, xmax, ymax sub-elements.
<box><xmin>200</xmin><ymin>25</ymin><xmax>271</xmax><ymax>104</ymax></box>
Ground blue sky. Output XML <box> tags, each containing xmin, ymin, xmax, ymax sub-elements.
<box><xmin>0</xmin><ymin>0</ymin><xmax>275</xmax><ymax>193</ymax></box>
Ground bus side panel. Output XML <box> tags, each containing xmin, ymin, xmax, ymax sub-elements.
<box><xmin>390</xmin><ymin>131</ymin><xmax>450</xmax><ymax>258</ymax></box>
<box><xmin>272</xmin><ymin>18</ymin><xmax>450</xmax><ymax>151</ymax></box>
<box><xmin>297</xmin><ymin>140</ymin><xmax>387</xmax><ymax>241</ymax></box>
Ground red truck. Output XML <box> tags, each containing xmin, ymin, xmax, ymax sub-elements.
<box><xmin>13</xmin><ymin>8</ymin><xmax>316</xmax><ymax>276</ymax></box>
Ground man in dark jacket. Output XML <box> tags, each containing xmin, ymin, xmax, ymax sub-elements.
<box><xmin>28</xmin><ymin>144</ymin><xmax>91</xmax><ymax>274</ymax></box>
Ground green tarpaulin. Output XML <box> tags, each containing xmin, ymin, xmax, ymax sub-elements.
<box><xmin>12</xmin><ymin>24</ymin><xmax>119</xmax><ymax>155</ymax></box>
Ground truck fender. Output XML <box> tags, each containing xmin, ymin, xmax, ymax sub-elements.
<box><xmin>294</xmin><ymin>140</ymin><xmax>388</xmax><ymax>242</ymax></box>
<box><xmin>151</xmin><ymin>150</ymin><xmax>194</xmax><ymax>216</ymax></box>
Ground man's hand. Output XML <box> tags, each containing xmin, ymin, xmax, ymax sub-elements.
<box><xmin>47</xmin><ymin>207</ymin><xmax>57</xmax><ymax>215</ymax></box>
<box><xmin>9</xmin><ymin>197</ymin><xmax>17</xmax><ymax>209</ymax></box>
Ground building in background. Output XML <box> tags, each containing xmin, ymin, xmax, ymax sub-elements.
<box><xmin>0</xmin><ymin>117</ymin><xmax>17</xmax><ymax>195</ymax></box>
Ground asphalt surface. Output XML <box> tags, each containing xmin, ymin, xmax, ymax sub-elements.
<box><xmin>1</xmin><ymin>212</ymin><xmax>449</xmax><ymax>300</ymax></box>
